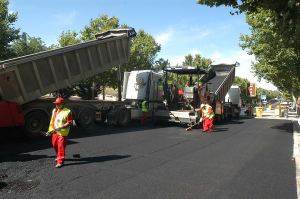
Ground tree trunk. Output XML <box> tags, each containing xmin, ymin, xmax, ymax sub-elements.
<box><xmin>102</xmin><ymin>85</ymin><xmax>105</xmax><ymax>100</ymax></box>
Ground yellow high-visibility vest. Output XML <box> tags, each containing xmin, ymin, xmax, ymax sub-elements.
<box><xmin>142</xmin><ymin>101</ymin><xmax>149</xmax><ymax>113</ymax></box>
<box><xmin>203</xmin><ymin>104</ymin><xmax>214</xmax><ymax>119</ymax></box>
<box><xmin>48</xmin><ymin>107</ymin><xmax>72</xmax><ymax>136</ymax></box>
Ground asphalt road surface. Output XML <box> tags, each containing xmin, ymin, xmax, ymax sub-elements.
<box><xmin>0</xmin><ymin>118</ymin><xmax>297</xmax><ymax>199</ymax></box>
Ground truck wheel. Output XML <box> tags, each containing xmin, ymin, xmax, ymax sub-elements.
<box><xmin>24</xmin><ymin>111</ymin><xmax>49</xmax><ymax>136</ymax></box>
<box><xmin>76</xmin><ymin>107</ymin><xmax>95</xmax><ymax>128</ymax></box>
<box><xmin>118</xmin><ymin>108</ymin><xmax>131</xmax><ymax>126</ymax></box>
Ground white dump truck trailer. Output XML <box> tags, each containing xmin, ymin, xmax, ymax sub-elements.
<box><xmin>0</xmin><ymin>28</ymin><xmax>136</xmax><ymax>135</ymax></box>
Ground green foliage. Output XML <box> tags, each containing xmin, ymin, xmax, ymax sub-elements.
<box><xmin>240</xmin><ymin>9</ymin><xmax>300</xmax><ymax>96</ymax></box>
<box><xmin>234</xmin><ymin>76</ymin><xmax>283</xmax><ymax>105</ymax></box>
<box><xmin>11</xmin><ymin>32</ymin><xmax>47</xmax><ymax>56</ymax></box>
<box><xmin>123</xmin><ymin>29</ymin><xmax>161</xmax><ymax>71</ymax></box>
<box><xmin>58</xmin><ymin>30</ymin><xmax>81</xmax><ymax>47</ymax></box>
<box><xmin>153</xmin><ymin>58</ymin><xmax>170</xmax><ymax>72</ymax></box>
<box><xmin>197</xmin><ymin>0</ymin><xmax>300</xmax><ymax>40</ymax></box>
<box><xmin>80</xmin><ymin>15</ymin><xmax>119</xmax><ymax>41</ymax></box>
<box><xmin>182</xmin><ymin>54</ymin><xmax>212</xmax><ymax>68</ymax></box>
<box><xmin>197</xmin><ymin>0</ymin><xmax>300</xmax><ymax>97</ymax></box>
<box><xmin>168</xmin><ymin>53</ymin><xmax>212</xmax><ymax>88</ymax></box>
<box><xmin>0</xmin><ymin>0</ymin><xmax>20</xmax><ymax>60</ymax></box>
<box><xmin>55</xmin><ymin>15</ymin><xmax>161</xmax><ymax>99</ymax></box>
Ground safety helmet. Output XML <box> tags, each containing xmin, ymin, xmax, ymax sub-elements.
<box><xmin>53</xmin><ymin>97</ymin><xmax>64</xmax><ymax>104</ymax></box>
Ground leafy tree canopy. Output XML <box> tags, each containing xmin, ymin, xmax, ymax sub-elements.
<box><xmin>168</xmin><ymin>54</ymin><xmax>212</xmax><ymax>88</ymax></box>
<box><xmin>56</xmin><ymin>15</ymin><xmax>161</xmax><ymax>99</ymax></box>
<box><xmin>197</xmin><ymin>0</ymin><xmax>300</xmax><ymax>43</ymax></box>
<box><xmin>240</xmin><ymin>9</ymin><xmax>300</xmax><ymax>96</ymax></box>
<box><xmin>11</xmin><ymin>32</ymin><xmax>47</xmax><ymax>56</ymax></box>
<box><xmin>197</xmin><ymin>0</ymin><xmax>300</xmax><ymax>96</ymax></box>
<box><xmin>0</xmin><ymin>0</ymin><xmax>20</xmax><ymax>60</ymax></box>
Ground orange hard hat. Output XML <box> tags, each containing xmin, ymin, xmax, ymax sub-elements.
<box><xmin>53</xmin><ymin>97</ymin><xmax>64</xmax><ymax>104</ymax></box>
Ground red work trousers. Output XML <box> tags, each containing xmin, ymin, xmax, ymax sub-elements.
<box><xmin>52</xmin><ymin>133</ymin><xmax>67</xmax><ymax>164</ymax></box>
<box><xmin>202</xmin><ymin>117</ymin><xmax>214</xmax><ymax>132</ymax></box>
<box><xmin>140</xmin><ymin>112</ymin><xmax>148</xmax><ymax>125</ymax></box>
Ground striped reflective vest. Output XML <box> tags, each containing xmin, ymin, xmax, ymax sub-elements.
<box><xmin>142</xmin><ymin>101</ymin><xmax>149</xmax><ymax>113</ymax></box>
<box><xmin>203</xmin><ymin>104</ymin><xmax>214</xmax><ymax>119</ymax></box>
<box><xmin>48</xmin><ymin>107</ymin><xmax>71</xmax><ymax>136</ymax></box>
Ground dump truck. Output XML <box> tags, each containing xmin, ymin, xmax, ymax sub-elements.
<box><xmin>0</xmin><ymin>28</ymin><xmax>136</xmax><ymax>135</ymax></box>
<box><xmin>204</xmin><ymin>64</ymin><xmax>240</xmax><ymax>121</ymax></box>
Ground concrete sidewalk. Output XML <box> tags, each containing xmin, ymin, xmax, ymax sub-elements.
<box><xmin>293</xmin><ymin>121</ymin><xmax>300</xmax><ymax>199</ymax></box>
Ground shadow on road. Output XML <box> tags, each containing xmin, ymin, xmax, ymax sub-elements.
<box><xmin>271</xmin><ymin>121</ymin><xmax>293</xmax><ymax>134</ymax></box>
<box><xmin>63</xmin><ymin>154</ymin><xmax>131</xmax><ymax>167</ymax></box>
<box><xmin>0</xmin><ymin>139</ymin><xmax>78</xmax><ymax>163</ymax></box>
<box><xmin>1</xmin><ymin>154</ymin><xmax>53</xmax><ymax>163</ymax></box>
<box><xmin>69</xmin><ymin>121</ymin><xmax>173</xmax><ymax>139</ymax></box>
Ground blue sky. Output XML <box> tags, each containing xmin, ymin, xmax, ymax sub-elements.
<box><xmin>9</xmin><ymin>0</ymin><xmax>277</xmax><ymax>90</ymax></box>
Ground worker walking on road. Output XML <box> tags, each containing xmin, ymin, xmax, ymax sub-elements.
<box><xmin>141</xmin><ymin>100</ymin><xmax>149</xmax><ymax>125</ymax></box>
<box><xmin>200</xmin><ymin>103</ymin><xmax>215</xmax><ymax>133</ymax></box>
<box><xmin>47</xmin><ymin>97</ymin><xmax>73</xmax><ymax>168</ymax></box>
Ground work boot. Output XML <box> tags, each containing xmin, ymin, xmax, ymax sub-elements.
<box><xmin>55</xmin><ymin>163</ymin><xmax>63</xmax><ymax>168</ymax></box>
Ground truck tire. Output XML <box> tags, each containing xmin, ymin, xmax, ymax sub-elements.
<box><xmin>76</xmin><ymin>107</ymin><xmax>95</xmax><ymax>128</ymax></box>
<box><xmin>118</xmin><ymin>108</ymin><xmax>131</xmax><ymax>126</ymax></box>
<box><xmin>24</xmin><ymin>110</ymin><xmax>49</xmax><ymax>136</ymax></box>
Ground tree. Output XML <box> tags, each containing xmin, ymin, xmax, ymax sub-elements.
<box><xmin>58</xmin><ymin>30</ymin><xmax>81</xmax><ymax>47</ymax></box>
<box><xmin>197</xmin><ymin>0</ymin><xmax>300</xmax><ymax>45</ymax></box>
<box><xmin>240</xmin><ymin>9</ymin><xmax>300</xmax><ymax>97</ymax></box>
<box><xmin>56</xmin><ymin>15</ymin><xmax>161</xmax><ymax>100</ymax></box>
<box><xmin>234</xmin><ymin>76</ymin><xmax>283</xmax><ymax>105</ymax></box>
<box><xmin>11</xmin><ymin>32</ymin><xmax>47</xmax><ymax>56</ymax></box>
<box><xmin>80</xmin><ymin>15</ymin><xmax>120</xmax><ymax>41</ymax></box>
<box><xmin>168</xmin><ymin>53</ymin><xmax>212</xmax><ymax>87</ymax></box>
<box><xmin>183</xmin><ymin>54</ymin><xmax>193</xmax><ymax>66</ymax></box>
<box><xmin>197</xmin><ymin>0</ymin><xmax>300</xmax><ymax>96</ymax></box>
<box><xmin>123</xmin><ymin>29</ymin><xmax>161</xmax><ymax>71</ymax></box>
<box><xmin>182</xmin><ymin>54</ymin><xmax>212</xmax><ymax>68</ymax></box>
<box><xmin>153</xmin><ymin>58</ymin><xmax>170</xmax><ymax>72</ymax></box>
<box><xmin>0</xmin><ymin>0</ymin><xmax>20</xmax><ymax>60</ymax></box>
<box><xmin>193</xmin><ymin>54</ymin><xmax>212</xmax><ymax>69</ymax></box>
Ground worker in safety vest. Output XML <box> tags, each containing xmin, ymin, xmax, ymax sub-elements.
<box><xmin>200</xmin><ymin>103</ymin><xmax>214</xmax><ymax>133</ymax></box>
<box><xmin>141</xmin><ymin>100</ymin><xmax>149</xmax><ymax>125</ymax></box>
<box><xmin>47</xmin><ymin>97</ymin><xmax>73</xmax><ymax>168</ymax></box>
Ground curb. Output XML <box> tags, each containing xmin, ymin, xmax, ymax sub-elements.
<box><xmin>293</xmin><ymin>121</ymin><xmax>300</xmax><ymax>199</ymax></box>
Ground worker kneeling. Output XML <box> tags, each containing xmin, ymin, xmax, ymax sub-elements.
<box><xmin>200</xmin><ymin>103</ymin><xmax>215</xmax><ymax>133</ymax></box>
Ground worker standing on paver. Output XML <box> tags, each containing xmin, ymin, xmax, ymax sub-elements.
<box><xmin>141</xmin><ymin>100</ymin><xmax>149</xmax><ymax>125</ymax></box>
<box><xmin>47</xmin><ymin>97</ymin><xmax>73</xmax><ymax>168</ymax></box>
<box><xmin>200</xmin><ymin>102</ymin><xmax>215</xmax><ymax>133</ymax></box>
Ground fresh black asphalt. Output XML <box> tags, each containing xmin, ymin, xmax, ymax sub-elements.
<box><xmin>0</xmin><ymin>118</ymin><xmax>297</xmax><ymax>199</ymax></box>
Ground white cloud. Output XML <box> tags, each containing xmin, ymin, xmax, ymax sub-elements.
<box><xmin>52</xmin><ymin>11</ymin><xmax>76</xmax><ymax>27</ymax></box>
<box><xmin>155</xmin><ymin>29</ymin><xmax>174</xmax><ymax>46</ymax></box>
